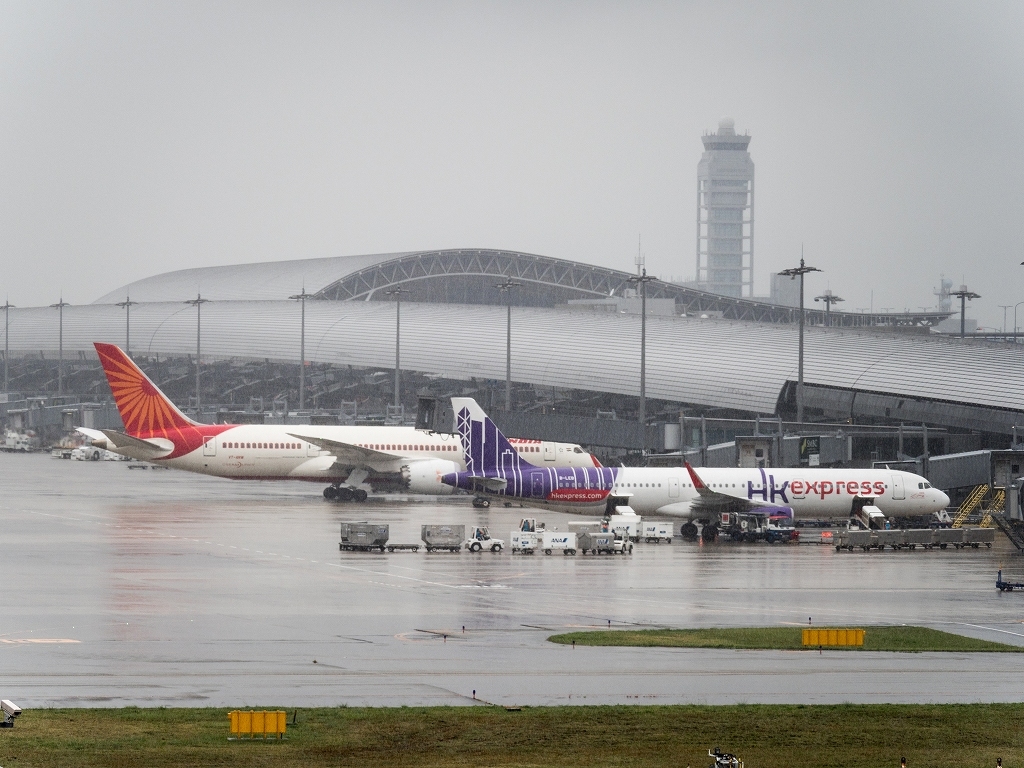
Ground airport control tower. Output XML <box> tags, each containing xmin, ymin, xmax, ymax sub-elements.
<box><xmin>696</xmin><ymin>117</ymin><xmax>754</xmax><ymax>298</ymax></box>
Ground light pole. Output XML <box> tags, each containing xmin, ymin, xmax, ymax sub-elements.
<box><xmin>289</xmin><ymin>288</ymin><xmax>314</xmax><ymax>411</ymax></box>
<box><xmin>184</xmin><ymin>294</ymin><xmax>209</xmax><ymax>413</ymax></box>
<box><xmin>999</xmin><ymin>305</ymin><xmax>1012</xmax><ymax>342</ymax></box>
<box><xmin>1014</xmin><ymin>301</ymin><xmax>1024</xmax><ymax>345</ymax></box>
<box><xmin>115</xmin><ymin>294</ymin><xmax>137</xmax><ymax>356</ymax></box>
<box><xmin>779</xmin><ymin>255</ymin><xmax>821</xmax><ymax>424</ymax></box>
<box><xmin>49</xmin><ymin>297</ymin><xmax>70</xmax><ymax>396</ymax></box>
<box><xmin>2</xmin><ymin>300</ymin><xmax>13</xmax><ymax>393</ymax></box>
<box><xmin>384</xmin><ymin>288</ymin><xmax>409</xmax><ymax>409</ymax></box>
<box><xmin>814</xmin><ymin>289</ymin><xmax>844</xmax><ymax>327</ymax></box>
<box><xmin>950</xmin><ymin>285</ymin><xmax>980</xmax><ymax>339</ymax></box>
<box><xmin>628</xmin><ymin>267</ymin><xmax>657</xmax><ymax>430</ymax></box>
<box><xmin>495</xmin><ymin>277</ymin><xmax>521</xmax><ymax>411</ymax></box>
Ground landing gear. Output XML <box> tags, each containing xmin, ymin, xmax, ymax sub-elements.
<box><xmin>680</xmin><ymin>522</ymin><xmax>699</xmax><ymax>542</ymax></box>
<box><xmin>323</xmin><ymin>485</ymin><xmax>369</xmax><ymax>502</ymax></box>
<box><xmin>701</xmin><ymin>524</ymin><xmax>719</xmax><ymax>543</ymax></box>
<box><xmin>472</xmin><ymin>497</ymin><xmax>491</xmax><ymax>509</ymax></box>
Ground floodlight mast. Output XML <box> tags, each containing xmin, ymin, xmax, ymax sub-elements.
<box><xmin>184</xmin><ymin>294</ymin><xmax>209</xmax><ymax>413</ymax></box>
<box><xmin>1</xmin><ymin>300</ymin><xmax>13</xmax><ymax>393</ymax></box>
<box><xmin>385</xmin><ymin>288</ymin><xmax>409</xmax><ymax>409</ymax></box>
<box><xmin>115</xmin><ymin>294</ymin><xmax>137</xmax><ymax>356</ymax></box>
<box><xmin>813</xmin><ymin>289</ymin><xmax>844</xmax><ymax>328</ymax></box>
<box><xmin>289</xmin><ymin>288</ymin><xmax>315</xmax><ymax>411</ymax></box>
<box><xmin>49</xmin><ymin>298</ymin><xmax>70</xmax><ymax>396</ymax></box>
<box><xmin>494</xmin><ymin>277</ymin><xmax>522</xmax><ymax>411</ymax></box>
<box><xmin>778</xmin><ymin>255</ymin><xmax>821</xmax><ymax>424</ymax></box>
<box><xmin>628</xmin><ymin>263</ymin><xmax>658</xmax><ymax>432</ymax></box>
<box><xmin>950</xmin><ymin>285</ymin><xmax>981</xmax><ymax>339</ymax></box>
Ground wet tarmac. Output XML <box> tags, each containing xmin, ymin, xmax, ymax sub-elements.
<box><xmin>3</xmin><ymin>453</ymin><xmax>1024</xmax><ymax>708</ymax></box>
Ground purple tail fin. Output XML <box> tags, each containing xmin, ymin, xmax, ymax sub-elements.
<box><xmin>452</xmin><ymin>397</ymin><xmax>537</xmax><ymax>476</ymax></box>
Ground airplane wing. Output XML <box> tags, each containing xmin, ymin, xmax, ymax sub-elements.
<box><xmin>287</xmin><ymin>433</ymin><xmax>400</xmax><ymax>465</ymax></box>
<box><xmin>683</xmin><ymin>461</ymin><xmax>771</xmax><ymax>512</ymax></box>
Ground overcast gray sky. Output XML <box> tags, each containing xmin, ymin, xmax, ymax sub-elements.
<box><xmin>2</xmin><ymin>1</ymin><xmax>1022</xmax><ymax>327</ymax></box>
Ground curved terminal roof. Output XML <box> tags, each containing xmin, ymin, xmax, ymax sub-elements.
<box><xmin>5</xmin><ymin>300</ymin><xmax>1022</xmax><ymax>432</ymax></box>
<box><xmin>96</xmin><ymin>249</ymin><xmax>950</xmax><ymax>328</ymax></box>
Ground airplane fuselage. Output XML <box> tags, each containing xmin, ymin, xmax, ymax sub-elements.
<box><xmin>443</xmin><ymin>464</ymin><xmax>950</xmax><ymax>519</ymax></box>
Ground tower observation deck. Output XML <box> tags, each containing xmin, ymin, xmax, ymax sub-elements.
<box><xmin>696</xmin><ymin>117</ymin><xmax>754</xmax><ymax>298</ymax></box>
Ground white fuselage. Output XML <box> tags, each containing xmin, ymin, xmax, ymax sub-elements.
<box><xmin>116</xmin><ymin>424</ymin><xmax>595</xmax><ymax>487</ymax></box>
<box><xmin>532</xmin><ymin>466</ymin><xmax>949</xmax><ymax>519</ymax></box>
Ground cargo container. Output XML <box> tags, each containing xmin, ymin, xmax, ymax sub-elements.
<box><xmin>960</xmin><ymin>527</ymin><xmax>996</xmax><ymax>548</ymax></box>
<box><xmin>873</xmin><ymin>529</ymin><xmax>905</xmax><ymax>550</ymax></box>
<box><xmin>578</xmin><ymin>531</ymin><xmax>633</xmax><ymax>555</ymax></box>
<box><xmin>541</xmin><ymin>531</ymin><xmax>577</xmax><ymax>555</ymax></box>
<box><xmin>834</xmin><ymin>529</ymin><xmax>875</xmax><ymax>551</ymax></box>
<box><xmin>642</xmin><ymin>522</ymin><xmax>672</xmax><ymax>544</ymax></box>
<box><xmin>933</xmin><ymin>528</ymin><xmax>964</xmax><ymax>548</ymax></box>
<box><xmin>339</xmin><ymin>522</ymin><xmax>389</xmax><ymax>552</ymax></box>
<box><xmin>606</xmin><ymin>510</ymin><xmax>641</xmax><ymax>542</ymax></box>
<box><xmin>902</xmin><ymin>529</ymin><xmax>935</xmax><ymax>549</ymax></box>
<box><xmin>421</xmin><ymin>524</ymin><xmax>465</xmax><ymax>552</ymax></box>
<box><xmin>510</xmin><ymin>531</ymin><xmax>540</xmax><ymax>554</ymax></box>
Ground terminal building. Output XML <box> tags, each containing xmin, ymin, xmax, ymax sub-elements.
<box><xmin>0</xmin><ymin>248</ymin><xmax>1018</xmax><ymax>491</ymax></box>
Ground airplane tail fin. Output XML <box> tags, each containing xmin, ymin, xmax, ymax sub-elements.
<box><xmin>94</xmin><ymin>342</ymin><xmax>199</xmax><ymax>437</ymax></box>
<box><xmin>452</xmin><ymin>397</ymin><xmax>537</xmax><ymax>475</ymax></box>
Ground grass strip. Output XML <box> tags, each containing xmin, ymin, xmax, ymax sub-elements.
<box><xmin>1</xmin><ymin>704</ymin><xmax>1024</xmax><ymax>767</ymax></box>
<box><xmin>548</xmin><ymin>626</ymin><xmax>1024</xmax><ymax>652</ymax></box>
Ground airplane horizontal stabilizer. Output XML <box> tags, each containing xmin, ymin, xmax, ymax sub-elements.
<box><xmin>464</xmin><ymin>475</ymin><xmax>508</xmax><ymax>492</ymax></box>
<box><xmin>99</xmin><ymin>429</ymin><xmax>174</xmax><ymax>459</ymax></box>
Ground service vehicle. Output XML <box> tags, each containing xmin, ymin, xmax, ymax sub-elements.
<box><xmin>465</xmin><ymin>526</ymin><xmax>503</xmax><ymax>552</ymax></box>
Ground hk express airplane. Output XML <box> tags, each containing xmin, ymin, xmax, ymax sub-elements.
<box><xmin>78</xmin><ymin>343</ymin><xmax>598</xmax><ymax>500</ymax></box>
<box><xmin>442</xmin><ymin>398</ymin><xmax>950</xmax><ymax>524</ymax></box>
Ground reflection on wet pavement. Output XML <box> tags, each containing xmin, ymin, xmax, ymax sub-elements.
<box><xmin>3</xmin><ymin>454</ymin><xmax>1024</xmax><ymax>707</ymax></box>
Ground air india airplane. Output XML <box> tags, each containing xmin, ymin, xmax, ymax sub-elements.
<box><xmin>79</xmin><ymin>343</ymin><xmax>598</xmax><ymax>502</ymax></box>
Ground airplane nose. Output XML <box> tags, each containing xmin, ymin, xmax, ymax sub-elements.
<box><xmin>939</xmin><ymin>490</ymin><xmax>950</xmax><ymax>508</ymax></box>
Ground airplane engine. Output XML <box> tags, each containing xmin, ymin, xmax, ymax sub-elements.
<box><xmin>403</xmin><ymin>459</ymin><xmax>459</xmax><ymax>495</ymax></box>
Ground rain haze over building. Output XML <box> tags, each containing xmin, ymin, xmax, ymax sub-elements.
<box><xmin>697</xmin><ymin>117</ymin><xmax>755</xmax><ymax>298</ymax></box>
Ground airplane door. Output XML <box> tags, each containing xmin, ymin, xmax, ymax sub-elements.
<box><xmin>203</xmin><ymin>436</ymin><xmax>216</xmax><ymax>457</ymax></box>
<box><xmin>669</xmin><ymin>477</ymin><xmax>679</xmax><ymax>498</ymax></box>
<box><xmin>532</xmin><ymin>472</ymin><xmax>546</xmax><ymax>498</ymax></box>
<box><xmin>543</xmin><ymin>443</ymin><xmax>556</xmax><ymax>462</ymax></box>
<box><xmin>891</xmin><ymin>474</ymin><xmax>905</xmax><ymax>500</ymax></box>
<box><xmin>307</xmin><ymin>441</ymin><xmax>320</xmax><ymax>457</ymax></box>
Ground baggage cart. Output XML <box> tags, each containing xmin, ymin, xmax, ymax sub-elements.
<box><xmin>541</xmin><ymin>531</ymin><xmax>577</xmax><ymax>555</ymax></box>
<box><xmin>510</xmin><ymin>531</ymin><xmax>540</xmax><ymax>554</ymax></box>
<box><xmin>421</xmin><ymin>524</ymin><xmax>465</xmax><ymax>553</ymax></box>
<box><xmin>902</xmin><ymin>529</ymin><xmax>935</xmax><ymax>549</ymax></box>
<box><xmin>933</xmin><ymin>527</ymin><xmax>963</xmax><ymax>549</ymax></box>
<box><xmin>873</xmin><ymin>529</ymin><xmax>905</xmax><ymax>550</ymax></box>
<box><xmin>642</xmin><ymin>522</ymin><xmax>673</xmax><ymax>544</ymax></box>
<box><xmin>835</xmin><ymin>529</ymin><xmax>875</xmax><ymax>551</ymax></box>
<box><xmin>385</xmin><ymin>543</ymin><xmax>420</xmax><ymax>552</ymax></box>
<box><xmin>960</xmin><ymin>527</ymin><xmax>996</xmax><ymax>549</ymax></box>
<box><xmin>339</xmin><ymin>522</ymin><xmax>389</xmax><ymax>552</ymax></box>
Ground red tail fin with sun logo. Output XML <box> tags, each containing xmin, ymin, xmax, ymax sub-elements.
<box><xmin>94</xmin><ymin>342</ymin><xmax>199</xmax><ymax>438</ymax></box>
